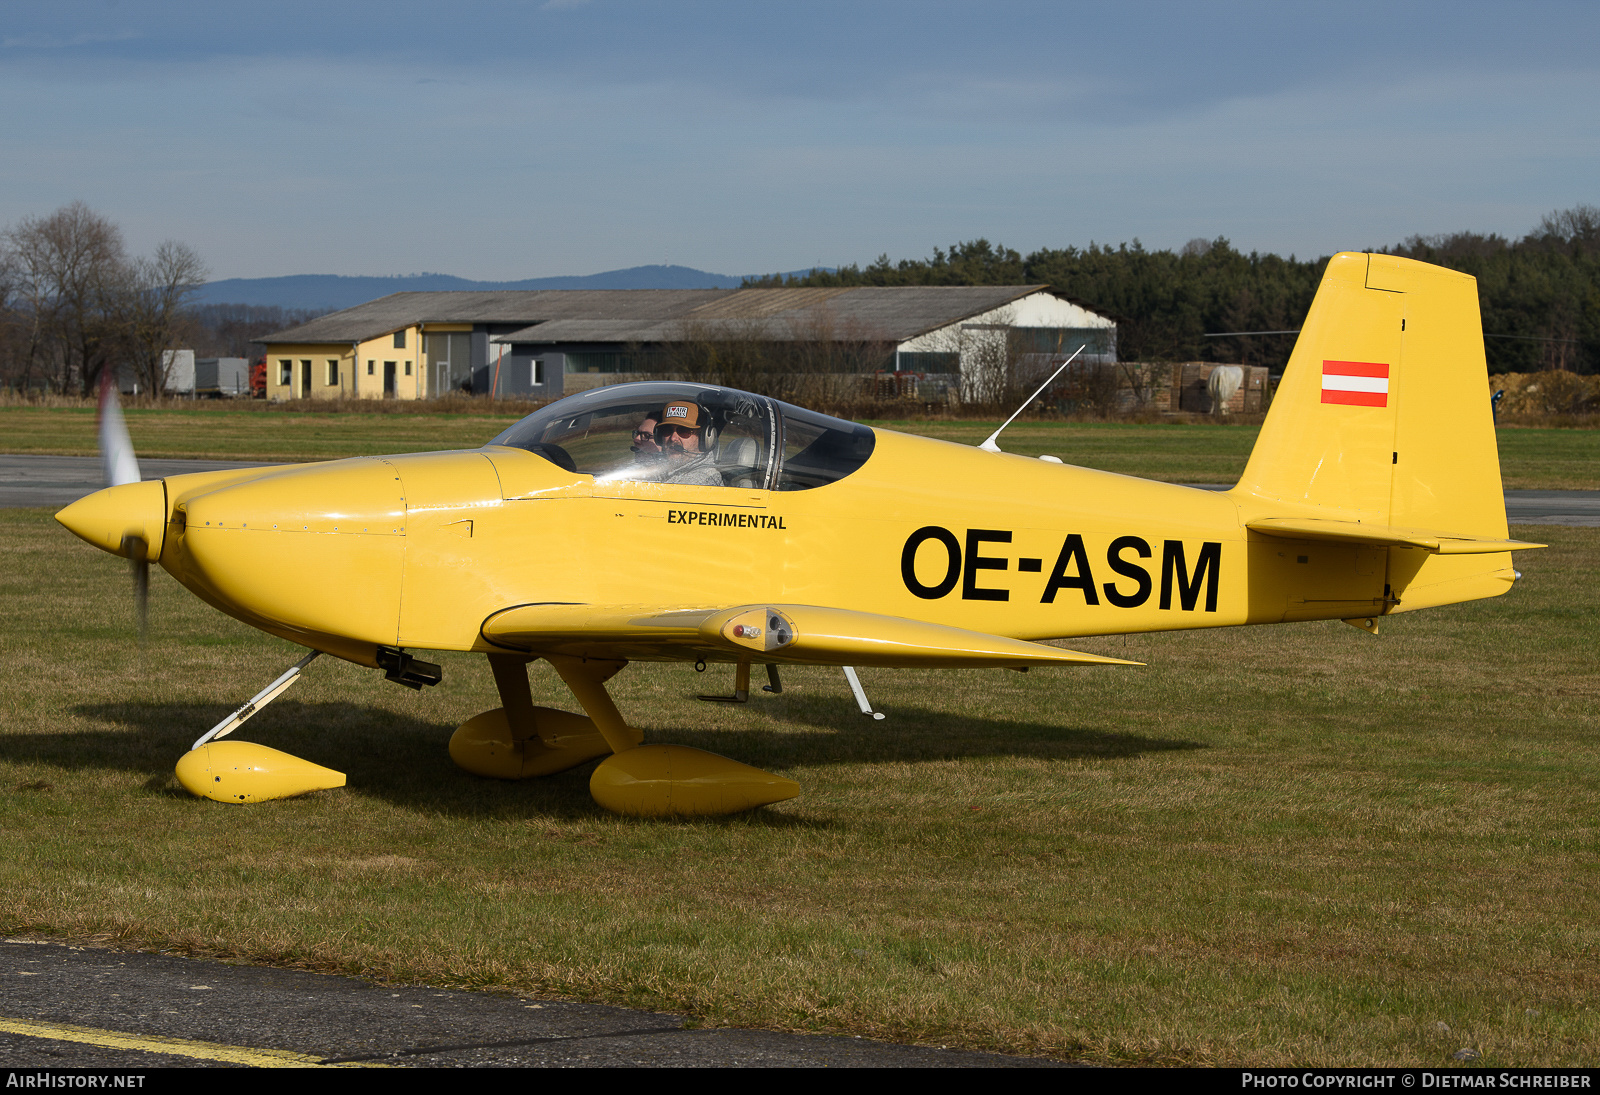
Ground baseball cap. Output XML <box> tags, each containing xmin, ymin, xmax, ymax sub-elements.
<box><xmin>659</xmin><ymin>401</ymin><xmax>703</xmax><ymax>429</ymax></box>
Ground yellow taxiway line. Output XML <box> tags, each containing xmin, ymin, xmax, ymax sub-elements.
<box><xmin>0</xmin><ymin>1017</ymin><xmax>388</xmax><ymax>1067</ymax></box>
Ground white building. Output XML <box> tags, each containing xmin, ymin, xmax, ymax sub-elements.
<box><xmin>260</xmin><ymin>285</ymin><xmax>1117</xmax><ymax>402</ymax></box>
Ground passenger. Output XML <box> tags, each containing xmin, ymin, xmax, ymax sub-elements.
<box><xmin>633</xmin><ymin>416</ymin><xmax>661</xmax><ymax>454</ymax></box>
<box><xmin>628</xmin><ymin>415</ymin><xmax>664</xmax><ymax>476</ymax></box>
<box><xmin>656</xmin><ymin>401</ymin><xmax>724</xmax><ymax>487</ymax></box>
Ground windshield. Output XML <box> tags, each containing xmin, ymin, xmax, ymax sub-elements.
<box><xmin>486</xmin><ymin>382</ymin><xmax>875</xmax><ymax>490</ymax></box>
<box><xmin>772</xmin><ymin>401</ymin><xmax>876</xmax><ymax>490</ymax></box>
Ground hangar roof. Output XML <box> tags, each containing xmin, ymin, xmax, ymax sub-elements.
<box><xmin>257</xmin><ymin>289</ymin><xmax>729</xmax><ymax>344</ymax></box>
<box><xmin>258</xmin><ymin>285</ymin><xmax>1091</xmax><ymax>346</ymax></box>
<box><xmin>495</xmin><ymin>285</ymin><xmax>1056</xmax><ymax>344</ymax></box>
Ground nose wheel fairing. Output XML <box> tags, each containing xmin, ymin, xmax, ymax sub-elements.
<box><xmin>176</xmin><ymin>741</ymin><xmax>346</xmax><ymax>804</ymax></box>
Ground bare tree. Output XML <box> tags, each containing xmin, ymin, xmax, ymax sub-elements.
<box><xmin>4</xmin><ymin>202</ymin><xmax>127</xmax><ymax>394</ymax></box>
<box><xmin>664</xmin><ymin>307</ymin><xmax>894</xmax><ymax>412</ymax></box>
<box><xmin>1</xmin><ymin>205</ymin><xmax>212</xmax><ymax>396</ymax></box>
<box><xmin>2</xmin><ymin>222</ymin><xmax>52</xmax><ymax>393</ymax></box>
<box><xmin>0</xmin><ymin>248</ymin><xmax>23</xmax><ymax>392</ymax></box>
<box><xmin>909</xmin><ymin>312</ymin><xmax>1120</xmax><ymax>413</ymax></box>
<box><xmin>896</xmin><ymin>307</ymin><xmax>1015</xmax><ymax>408</ymax></box>
<box><xmin>776</xmin><ymin>307</ymin><xmax>894</xmax><ymax>408</ymax></box>
<box><xmin>117</xmin><ymin>240</ymin><xmax>208</xmax><ymax>393</ymax></box>
<box><xmin>665</xmin><ymin>315</ymin><xmax>769</xmax><ymax>388</ymax></box>
<box><xmin>1534</xmin><ymin>205</ymin><xmax>1600</xmax><ymax>256</ymax></box>
<box><xmin>189</xmin><ymin>303</ymin><xmax>328</xmax><ymax>359</ymax></box>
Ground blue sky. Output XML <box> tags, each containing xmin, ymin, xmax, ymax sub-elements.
<box><xmin>3</xmin><ymin>0</ymin><xmax>1596</xmax><ymax>280</ymax></box>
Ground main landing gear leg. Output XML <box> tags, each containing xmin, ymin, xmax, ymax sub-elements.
<box><xmin>448</xmin><ymin>654</ymin><xmax>613</xmax><ymax>779</ymax></box>
<box><xmin>544</xmin><ymin>655</ymin><xmax>641</xmax><ymax>754</ymax></box>
<box><xmin>545</xmin><ymin>654</ymin><xmax>799</xmax><ymax>818</ymax></box>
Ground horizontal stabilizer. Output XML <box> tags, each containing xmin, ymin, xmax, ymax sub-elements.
<box><xmin>1247</xmin><ymin>518</ymin><xmax>1544</xmax><ymax>555</ymax></box>
<box><xmin>482</xmin><ymin>602</ymin><xmax>1139</xmax><ymax>669</ymax></box>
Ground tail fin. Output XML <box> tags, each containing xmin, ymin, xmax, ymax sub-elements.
<box><xmin>1232</xmin><ymin>253</ymin><xmax>1538</xmax><ymax>614</ymax></box>
<box><xmin>1235</xmin><ymin>252</ymin><xmax>1505</xmax><ymax>535</ymax></box>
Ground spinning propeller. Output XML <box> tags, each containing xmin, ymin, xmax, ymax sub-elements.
<box><xmin>97</xmin><ymin>373</ymin><xmax>149</xmax><ymax>640</ymax></box>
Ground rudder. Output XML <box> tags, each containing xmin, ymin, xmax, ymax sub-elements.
<box><xmin>1230</xmin><ymin>252</ymin><xmax>1529</xmax><ymax>617</ymax></box>
<box><xmin>1234</xmin><ymin>252</ymin><xmax>1506</xmax><ymax>538</ymax></box>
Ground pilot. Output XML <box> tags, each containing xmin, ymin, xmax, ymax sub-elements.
<box><xmin>656</xmin><ymin>401</ymin><xmax>724</xmax><ymax>487</ymax></box>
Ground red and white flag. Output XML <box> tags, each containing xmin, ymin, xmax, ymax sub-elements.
<box><xmin>1321</xmin><ymin>360</ymin><xmax>1390</xmax><ymax>407</ymax></box>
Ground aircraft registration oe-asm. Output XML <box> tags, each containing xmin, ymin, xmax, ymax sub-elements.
<box><xmin>57</xmin><ymin>253</ymin><xmax>1544</xmax><ymax>816</ymax></box>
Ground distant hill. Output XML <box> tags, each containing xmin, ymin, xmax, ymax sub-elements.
<box><xmin>195</xmin><ymin>265</ymin><xmax>825</xmax><ymax>311</ymax></box>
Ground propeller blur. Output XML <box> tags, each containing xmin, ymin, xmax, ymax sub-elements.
<box><xmin>96</xmin><ymin>374</ymin><xmax>149</xmax><ymax>639</ymax></box>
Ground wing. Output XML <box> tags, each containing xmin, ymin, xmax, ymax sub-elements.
<box><xmin>481</xmin><ymin>602</ymin><xmax>1139</xmax><ymax>669</ymax></box>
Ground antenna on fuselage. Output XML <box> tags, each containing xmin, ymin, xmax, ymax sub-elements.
<box><xmin>978</xmin><ymin>345</ymin><xmax>1085</xmax><ymax>454</ymax></box>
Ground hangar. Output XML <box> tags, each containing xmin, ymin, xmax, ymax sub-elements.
<box><xmin>256</xmin><ymin>285</ymin><xmax>1116</xmax><ymax>402</ymax></box>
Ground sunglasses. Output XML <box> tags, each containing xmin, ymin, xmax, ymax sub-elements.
<box><xmin>658</xmin><ymin>424</ymin><xmax>696</xmax><ymax>438</ymax></box>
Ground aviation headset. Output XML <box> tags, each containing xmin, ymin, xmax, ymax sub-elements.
<box><xmin>657</xmin><ymin>400</ymin><xmax>720</xmax><ymax>452</ymax></box>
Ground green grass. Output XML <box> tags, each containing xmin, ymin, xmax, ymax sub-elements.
<box><xmin>2</xmin><ymin>406</ymin><xmax>1594</xmax><ymax>488</ymax></box>
<box><xmin>2</xmin><ymin>508</ymin><xmax>1596</xmax><ymax>1065</ymax></box>
<box><xmin>1488</xmin><ymin>427</ymin><xmax>1600</xmax><ymax>490</ymax></box>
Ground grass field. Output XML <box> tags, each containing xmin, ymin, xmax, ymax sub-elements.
<box><xmin>0</xmin><ymin>405</ymin><xmax>1596</xmax><ymax>488</ymax></box>
<box><xmin>2</xmin><ymin>508</ymin><xmax>1595</xmax><ymax>1065</ymax></box>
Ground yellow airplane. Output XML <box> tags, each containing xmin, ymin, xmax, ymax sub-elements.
<box><xmin>57</xmin><ymin>252</ymin><xmax>1543</xmax><ymax>816</ymax></box>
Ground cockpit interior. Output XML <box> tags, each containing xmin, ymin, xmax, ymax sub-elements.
<box><xmin>486</xmin><ymin>382</ymin><xmax>877</xmax><ymax>491</ymax></box>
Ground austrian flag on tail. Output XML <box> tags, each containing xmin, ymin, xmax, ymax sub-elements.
<box><xmin>1321</xmin><ymin>360</ymin><xmax>1390</xmax><ymax>407</ymax></box>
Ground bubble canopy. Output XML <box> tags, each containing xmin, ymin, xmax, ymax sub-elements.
<box><xmin>485</xmin><ymin>381</ymin><xmax>876</xmax><ymax>491</ymax></box>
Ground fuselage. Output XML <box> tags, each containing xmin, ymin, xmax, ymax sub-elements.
<box><xmin>146</xmin><ymin>425</ymin><xmax>1393</xmax><ymax>667</ymax></box>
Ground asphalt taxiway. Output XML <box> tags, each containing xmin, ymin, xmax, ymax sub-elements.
<box><xmin>0</xmin><ymin>939</ymin><xmax>1053</xmax><ymax>1068</ymax></box>
<box><xmin>0</xmin><ymin>455</ymin><xmax>272</xmax><ymax>508</ymax></box>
